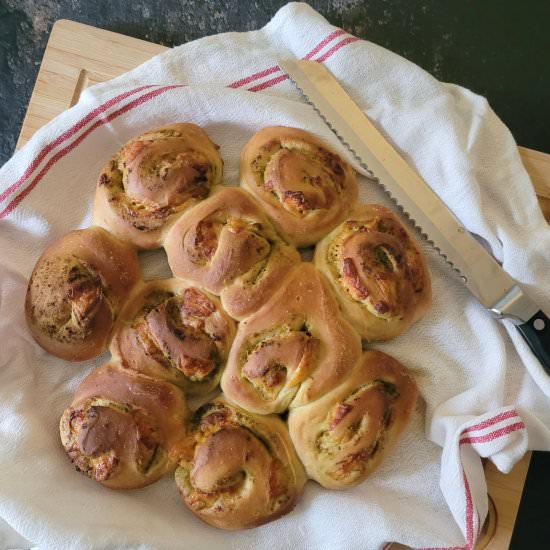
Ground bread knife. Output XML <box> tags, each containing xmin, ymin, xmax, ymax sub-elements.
<box><xmin>278</xmin><ymin>59</ymin><xmax>550</xmax><ymax>375</ymax></box>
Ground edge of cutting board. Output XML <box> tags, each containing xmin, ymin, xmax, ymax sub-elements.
<box><xmin>16</xmin><ymin>18</ymin><xmax>550</xmax><ymax>550</ymax></box>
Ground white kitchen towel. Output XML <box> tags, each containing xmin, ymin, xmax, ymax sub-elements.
<box><xmin>1</xmin><ymin>3</ymin><xmax>549</xmax><ymax>549</ymax></box>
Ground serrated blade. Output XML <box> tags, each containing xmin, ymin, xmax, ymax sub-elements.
<box><xmin>278</xmin><ymin>58</ymin><xmax>539</xmax><ymax>321</ymax></box>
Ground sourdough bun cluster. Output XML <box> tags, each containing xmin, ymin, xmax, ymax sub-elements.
<box><xmin>25</xmin><ymin>123</ymin><xmax>430</xmax><ymax>531</ymax></box>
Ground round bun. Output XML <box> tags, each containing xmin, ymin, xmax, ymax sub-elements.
<box><xmin>93</xmin><ymin>123</ymin><xmax>223</xmax><ymax>249</ymax></box>
<box><xmin>110</xmin><ymin>279</ymin><xmax>236</xmax><ymax>396</ymax></box>
<box><xmin>175</xmin><ymin>396</ymin><xmax>306</xmax><ymax>530</ymax></box>
<box><xmin>315</xmin><ymin>204</ymin><xmax>431</xmax><ymax>341</ymax></box>
<box><xmin>240</xmin><ymin>126</ymin><xmax>358</xmax><ymax>247</ymax></box>
<box><xmin>59</xmin><ymin>362</ymin><xmax>189</xmax><ymax>489</ymax></box>
<box><xmin>288</xmin><ymin>350</ymin><xmax>417</xmax><ymax>489</ymax></box>
<box><xmin>25</xmin><ymin>227</ymin><xmax>141</xmax><ymax>361</ymax></box>
<box><xmin>221</xmin><ymin>263</ymin><xmax>362</xmax><ymax>414</ymax></box>
<box><xmin>163</xmin><ymin>187</ymin><xmax>300</xmax><ymax>320</ymax></box>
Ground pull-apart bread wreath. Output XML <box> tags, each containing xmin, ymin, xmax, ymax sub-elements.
<box><xmin>59</xmin><ymin>362</ymin><xmax>189</xmax><ymax>489</ymax></box>
<box><xmin>221</xmin><ymin>263</ymin><xmax>363</xmax><ymax>414</ymax></box>
<box><xmin>22</xmin><ymin>121</ymin><xmax>428</xmax><ymax>532</ymax></box>
<box><xmin>93</xmin><ymin>123</ymin><xmax>223</xmax><ymax>249</ymax></box>
<box><xmin>175</xmin><ymin>396</ymin><xmax>306</xmax><ymax>530</ymax></box>
<box><xmin>288</xmin><ymin>350</ymin><xmax>417</xmax><ymax>490</ymax></box>
<box><xmin>25</xmin><ymin>227</ymin><xmax>141</xmax><ymax>361</ymax></box>
<box><xmin>111</xmin><ymin>279</ymin><xmax>236</xmax><ymax>396</ymax></box>
<box><xmin>163</xmin><ymin>186</ymin><xmax>300</xmax><ymax>320</ymax></box>
<box><xmin>315</xmin><ymin>204</ymin><xmax>432</xmax><ymax>341</ymax></box>
<box><xmin>240</xmin><ymin>126</ymin><xmax>359</xmax><ymax>247</ymax></box>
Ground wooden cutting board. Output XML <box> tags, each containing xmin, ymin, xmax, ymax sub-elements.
<box><xmin>16</xmin><ymin>19</ymin><xmax>550</xmax><ymax>550</ymax></box>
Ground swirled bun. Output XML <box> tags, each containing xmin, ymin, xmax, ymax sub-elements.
<box><xmin>163</xmin><ymin>187</ymin><xmax>300</xmax><ymax>320</ymax></box>
<box><xmin>110</xmin><ymin>279</ymin><xmax>236</xmax><ymax>396</ymax></box>
<box><xmin>25</xmin><ymin>227</ymin><xmax>141</xmax><ymax>361</ymax></box>
<box><xmin>93</xmin><ymin>123</ymin><xmax>223</xmax><ymax>249</ymax></box>
<box><xmin>288</xmin><ymin>350</ymin><xmax>417</xmax><ymax>489</ymax></box>
<box><xmin>315</xmin><ymin>204</ymin><xmax>431</xmax><ymax>341</ymax></box>
<box><xmin>59</xmin><ymin>362</ymin><xmax>189</xmax><ymax>489</ymax></box>
<box><xmin>221</xmin><ymin>263</ymin><xmax>362</xmax><ymax>414</ymax></box>
<box><xmin>240</xmin><ymin>126</ymin><xmax>358</xmax><ymax>247</ymax></box>
<box><xmin>175</xmin><ymin>396</ymin><xmax>306</xmax><ymax>529</ymax></box>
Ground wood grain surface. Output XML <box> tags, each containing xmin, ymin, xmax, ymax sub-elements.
<box><xmin>16</xmin><ymin>18</ymin><xmax>549</xmax><ymax>550</ymax></box>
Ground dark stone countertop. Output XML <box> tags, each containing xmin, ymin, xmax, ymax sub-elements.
<box><xmin>0</xmin><ymin>1</ymin><xmax>549</xmax><ymax>548</ymax></box>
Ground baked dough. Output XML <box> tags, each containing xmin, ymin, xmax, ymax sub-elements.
<box><xmin>93</xmin><ymin>123</ymin><xmax>223</xmax><ymax>249</ymax></box>
<box><xmin>315</xmin><ymin>204</ymin><xmax>431</xmax><ymax>341</ymax></box>
<box><xmin>163</xmin><ymin>187</ymin><xmax>300</xmax><ymax>320</ymax></box>
<box><xmin>221</xmin><ymin>263</ymin><xmax>362</xmax><ymax>414</ymax></box>
<box><xmin>175</xmin><ymin>396</ymin><xmax>306</xmax><ymax>529</ymax></box>
<box><xmin>240</xmin><ymin>126</ymin><xmax>358</xmax><ymax>247</ymax></box>
<box><xmin>25</xmin><ymin>227</ymin><xmax>141</xmax><ymax>361</ymax></box>
<box><xmin>59</xmin><ymin>362</ymin><xmax>189</xmax><ymax>489</ymax></box>
<box><xmin>110</xmin><ymin>279</ymin><xmax>236</xmax><ymax>396</ymax></box>
<box><xmin>288</xmin><ymin>350</ymin><xmax>417</xmax><ymax>489</ymax></box>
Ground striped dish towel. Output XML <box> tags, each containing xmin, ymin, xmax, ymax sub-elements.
<box><xmin>1</xmin><ymin>3</ymin><xmax>549</xmax><ymax>549</ymax></box>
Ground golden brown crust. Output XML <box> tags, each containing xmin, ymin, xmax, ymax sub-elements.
<box><xmin>240</xmin><ymin>126</ymin><xmax>358</xmax><ymax>247</ymax></box>
<box><xmin>110</xmin><ymin>279</ymin><xmax>236</xmax><ymax>396</ymax></box>
<box><xmin>163</xmin><ymin>187</ymin><xmax>300</xmax><ymax>320</ymax></box>
<box><xmin>314</xmin><ymin>204</ymin><xmax>432</xmax><ymax>341</ymax></box>
<box><xmin>25</xmin><ymin>227</ymin><xmax>141</xmax><ymax>361</ymax></box>
<box><xmin>220</xmin><ymin>263</ymin><xmax>362</xmax><ymax>414</ymax></box>
<box><xmin>93</xmin><ymin>123</ymin><xmax>223</xmax><ymax>249</ymax></box>
<box><xmin>174</xmin><ymin>396</ymin><xmax>306</xmax><ymax>530</ymax></box>
<box><xmin>288</xmin><ymin>350</ymin><xmax>417</xmax><ymax>489</ymax></box>
<box><xmin>59</xmin><ymin>362</ymin><xmax>189</xmax><ymax>489</ymax></box>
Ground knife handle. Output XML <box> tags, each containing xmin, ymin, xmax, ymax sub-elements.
<box><xmin>516</xmin><ymin>310</ymin><xmax>550</xmax><ymax>376</ymax></box>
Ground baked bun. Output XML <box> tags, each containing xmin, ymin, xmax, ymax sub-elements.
<box><xmin>93</xmin><ymin>123</ymin><xmax>223</xmax><ymax>249</ymax></box>
<box><xmin>221</xmin><ymin>263</ymin><xmax>362</xmax><ymax>414</ymax></box>
<box><xmin>59</xmin><ymin>362</ymin><xmax>189</xmax><ymax>489</ymax></box>
<box><xmin>240</xmin><ymin>126</ymin><xmax>358</xmax><ymax>247</ymax></box>
<box><xmin>314</xmin><ymin>204</ymin><xmax>431</xmax><ymax>341</ymax></box>
<box><xmin>163</xmin><ymin>187</ymin><xmax>300</xmax><ymax>320</ymax></box>
<box><xmin>25</xmin><ymin>227</ymin><xmax>141</xmax><ymax>361</ymax></box>
<box><xmin>110</xmin><ymin>279</ymin><xmax>236</xmax><ymax>396</ymax></box>
<box><xmin>175</xmin><ymin>396</ymin><xmax>306</xmax><ymax>530</ymax></box>
<box><xmin>288</xmin><ymin>350</ymin><xmax>417</xmax><ymax>490</ymax></box>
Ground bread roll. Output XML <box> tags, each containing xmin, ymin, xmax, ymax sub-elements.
<box><xmin>59</xmin><ymin>362</ymin><xmax>189</xmax><ymax>489</ymax></box>
<box><xmin>240</xmin><ymin>126</ymin><xmax>358</xmax><ymax>247</ymax></box>
<box><xmin>163</xmin><ymin>187</ymin><xmax>300</xmax><ymax>320</ymax></box>
<box><xmin>315</xmin><ymin>204</ymin><xmax>431</xmax><ymax>341</ymax></box>
<box><xmin>110</xmin><ymin>279</ymin><xmax>236</xmax><ymax>396</ymax></box>
<box><xmin>288</xmin><ymin>350</ymin><xmax>417</xmax><ymax>489</ymax></box>
<box><xmin>25</xmin><ymin>227</ymin><xmax>141</xmax><ymax>361</ymax></box>
<box><xmin>175</xmin><ymin>396</ymin><xmax>306</xmax><ymax>530</ymax></box>
<box><xmin>221</xmin><ymin>263</ymin><xmax>362</xmax><ymax>414</ymax></box>
<box><xmin>93</xmin><ymin>123</ymin><xmax>223</xmax><ymax>249</ymax></box>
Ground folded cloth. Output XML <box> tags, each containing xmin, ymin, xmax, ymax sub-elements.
<box><xmin>1</xmin><ymin>3</ymin><xmax>549</xmax><ymax>549</ymax></box>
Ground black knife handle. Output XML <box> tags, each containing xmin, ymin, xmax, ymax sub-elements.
<box><xmin>516</xmin><ymin>310</ymin><xmax>550</xmax><ymax>376</ymax></box>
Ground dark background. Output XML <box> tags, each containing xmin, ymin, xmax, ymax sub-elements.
<box><xmin>0</xmin><ymin>0</ymin><xmax>549</xmax><ymax>547</ymax></box>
